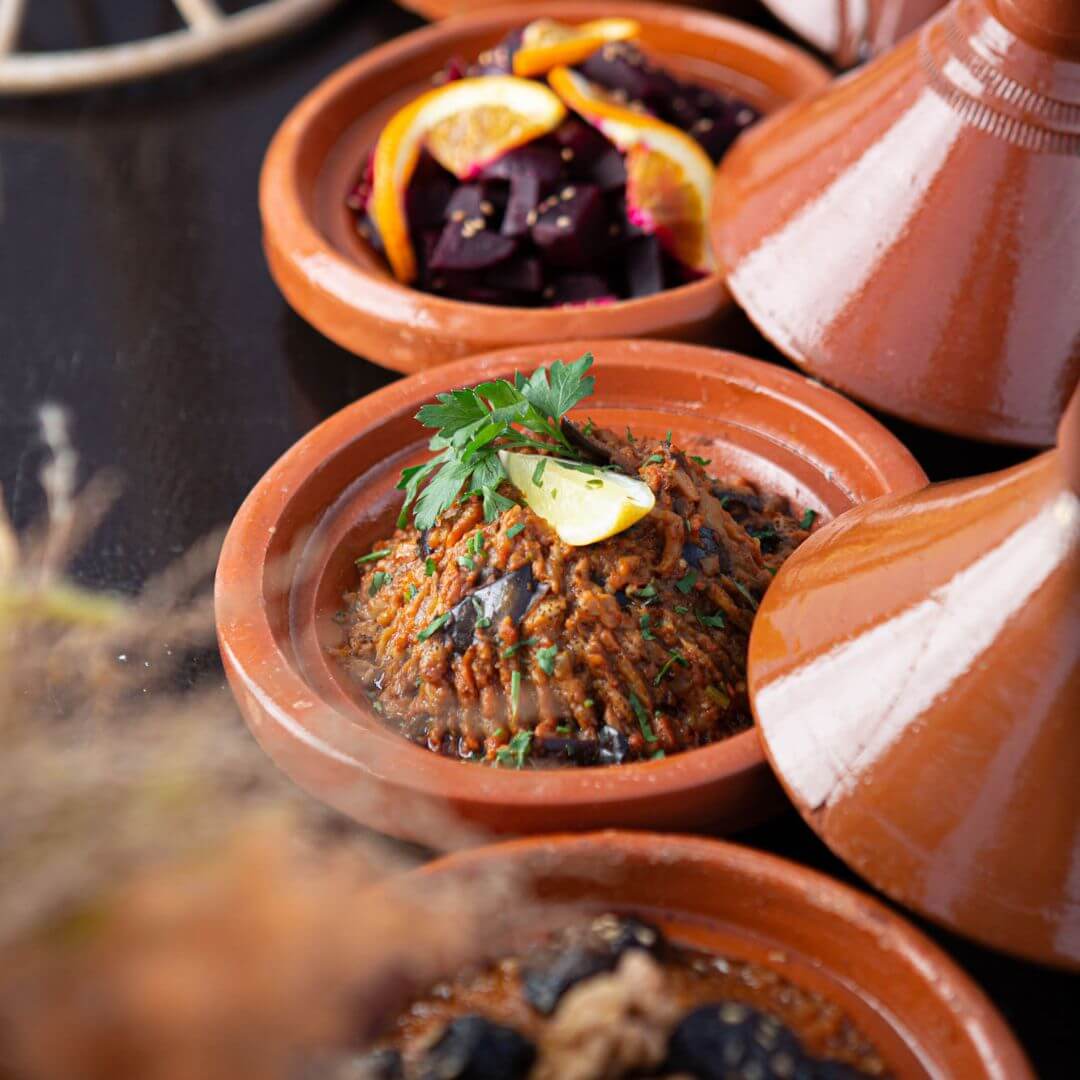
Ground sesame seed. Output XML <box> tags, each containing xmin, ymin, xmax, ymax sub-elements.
<box><xmin>478</xmin><ymin>50</ymin><xmax>493</xmax><ymax>63</ymax></box>
<box><xmin>465</xmin><ymin>216</ymin><xmax>484</xmax><ymax>229</ymax></box>
<box><xmin>450</xmin><ymin>209</ymin><xmax>465</xmax><ymax>222</ymax></box>
<box><xmin>561</xmin><ymin>185</ymin><xmax>576</xmax><ymax>199</ymax></box>
<box><xmin>736</xmin><ymin>108</ymin><xmax>755</xmax><ymax>125</ymax></box>
<box><xmin>479</xmin><ymin>200</ymin><xmax>494</xmax><ymax>215</ymax></box>
<box><xmin>561</xmin><ymin>147</ymin><xmax>574</xmax><ymax>161</ymax></box>
<box><xmin>542</xmin><ymin>286</ymin><xmax>555</xmax><ymax>299</ymax></box>
<box><xmin>695</xmin><ymin>118</ymin><xmax>714</xmax><ymax>131</ymax></box>
<box><xmin>556</xmin><ymin>215</ymin><xmax>570</xmax><ymax>228</ymax></box>
<box><xmin>526</xmin><ymin>209</ymin><xmax>538</xmax><ymax>226</ymax></box>
<box><xmin>609</xmin><ymin>224</ymin><xmax>620</xmax><ymax>236</ymax></box>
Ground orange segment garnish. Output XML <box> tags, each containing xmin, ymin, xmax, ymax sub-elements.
<box><xmin>370</xmin><ymin>76</ymin><xmax>566</xmax><ymax>284</ymax></box>
<box><xmin>548</xmin><ymin>65</ymin><xmax>716</xmax><ymax>274</ymax></box>
<box><xmin>512</xmin><ymin>17</ymin><xmax>641</xmax><ymax>78</ymax></box>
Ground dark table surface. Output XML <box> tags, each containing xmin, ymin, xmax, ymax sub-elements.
<box><xmin>0</xmin><ymin>2</ymin><xmax>1074</xmax><ymax>1075</ymax></box>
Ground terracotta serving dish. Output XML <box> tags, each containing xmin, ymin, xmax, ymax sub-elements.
<box><xmin>215</xmin><ymin>340</ymin><xmax>925</xmax><ymax>847</ymax></box>
<box><xmin>711</xmin><ymin>0</ymin><xmax>1080</xmax><ymax>446</ymax></box>
<box><xmin>749</xmin><ymin>386</ymin><xmax>1080</xmax><ymax>969</ymax></box>
<box><xmin>364</xmin><ymin>832</ymin><xmax>1033</xmax><ymax>1078</ymax></box>
<box><xmin>259</xmin><ymin>2</ymin><xmax>829</xmax><ymax>374</ymax></box>
<box><xmin>760</xmin><ymin>0</ymin><xmax>945</xmax><ymax>64</ymax></box>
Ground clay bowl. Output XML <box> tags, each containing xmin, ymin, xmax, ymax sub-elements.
<box><xmin>748</xmin><ymin>386</ymin><xmax>1080</xmax><ymax>969</ymax></box>
<box><xmin>215</xmin><ymin>340</ymin><xmax>925</xmax><ymax>847</ymax></box>
<box><xmin>711</xmin><ymin>0</ymin><xmax>1080</xmax><ymax>446</ymax></box>
<box><xmin>259</xmin><ymin>2</ymin><xmax>830</xmax><ymax>374</ymax></box>
<box><xmin>364</xmin><ymin>832</ymin><xmax>1033</xmax><ymax>1078</ymax></box>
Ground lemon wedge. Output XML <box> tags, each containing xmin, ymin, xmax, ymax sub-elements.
<box><xmin>499</xmin><ymin>450</ymin><xmax>655</xmax><ymax>546</ymax></box>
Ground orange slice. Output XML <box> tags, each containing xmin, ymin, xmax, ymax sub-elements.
<box><xmin>512</xmin><ymin>17</ymin><xmax>641</xmax><ymax>78</ymax></box>
<box><xmin>548</xmin><ymin>65</ymin><xmax>715</xmax><ymax>274</ymax></box>
<box><xmin>370</xmin><ymin>76</ymin><xmax>566</xmax><ymax>283</ymax></box>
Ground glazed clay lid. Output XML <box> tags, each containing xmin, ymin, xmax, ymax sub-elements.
<box><xmin>215</xmin><ymin>340</ymin><xmax>925</xmax><ymax>848</ymax></box>
<box><xmin>259</xmin><ymin>2</ymin><xmax>829</xmax><ymax>374</ymax></box>
<box><xmin>749</xmin><ymin>386</ymin><xmax>1080</xmax><ymax>969</ymax></box>
<box><xmin>758</xmin><ymin>0</ymin><xmax>946</xmax><ymax>65</ymax></box>
<box><xmin>366</xmin><ymin>832</ymin><xmax>1033</xmax><ymax>1078</ymax></box>
<box><xmin>711</xmin><ymin>0</ymin><xmax>1080</xmax><ymax>446</ymax></box>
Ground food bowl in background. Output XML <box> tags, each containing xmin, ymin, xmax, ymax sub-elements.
<box><xmin>259</xmin><ymin>2</ymin><xmax>829</xmax><ymax>373</ymax></box>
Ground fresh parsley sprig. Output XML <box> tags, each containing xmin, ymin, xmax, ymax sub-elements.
<box><xmin>396</xmin><ymin>354</ymin><xmax>596</xmax><ymax>530</ymax></box>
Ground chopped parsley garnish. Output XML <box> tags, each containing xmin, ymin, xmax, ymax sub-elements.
<box><xmin>418</xmin><ymin>611</ymin><xmax>450</xmax><ymax>640</ymax></box>
<box><xmin>368</xmin><ymin>570</ymin><xmax>390</xmax><ymax>597</ymax></box>
<box><xmin>634</xmin><ymin>582</ymin><xmax>658</xmax><ymax>604</ymax></box>
<box><xmin>510</xmin><ymin>671</ymin><xmax>522</xmax><ymax>719</ymax></box>
<box><xmin>626</xmin><ymin>427</ymin><xmax>635</xmax><ymax>443</ymax></box>
<box><xmin>654</xmin><ymin>649</ymin><xmax>689</xmax><ymax>685</ymax></box>
<box><xmin>556</xmin><ymin>724</ymin><xmax>571</xmax><ymax>735</ymax></box>
<box><xmin>800</xmin><ymin>508</ymin><xmax>817</xmax><ymax>530</ymax></box>
<box><xmin>472</xmin><ymin>595</ymin><xmax>492</xmax><ymax>629</ymax></box>
<box><xmin>706</xmin><ymin>684</ymin><xmax>731</xmax><ymax>708</ymax></box>
<box><xmin>496</xmin><ymin>727</ymin><xmax>531</xmax><ymax>768</ymax></box>
<box><xmin>506</xmin><ymin>521</ymin><xmax>525</xmax><ymax>539</ymax></box>
<box><xmin>502</xmin><ymin>636</ymin><xmax>540</xmax><ymax>658</ymax></box>
<box><xmin>458</xmin><ymin>555</ymin><xmax>475</xmax><ymax>571</ymax></box>
<box><xmin>583</xmin><ymin>698</ymin><xmax>595</xmax><ymax>708</ymax></box>
<box><xmin>355</xmin><ymin>548</ymin><xmax>391</xmax><ymax>565</ymax></box>
<box><xmin>696</xmin><ymin>611</ymin><xmax>726</xmax><ymax>629</ymax></box>
<box><xmin>629</xmin><ymin>692</ymin><xmax>657</xmax><ymax>742</ymax></box>
<box><xmin>582</xmin><ymin>418</ymin><xmax>595</xmax><ymax>436</ymax></box>
<box><xmin>536</xmin><ymin>645</ymin><xmax>558</xmax><ymax>675</ymax></box>
<box><xmin>644</xmin><ymin>454</ymin><xmax>665</xmax><ymax>465</ymax></box>
<box><xmin>665</xmin><ymin>430</ymin><xmax>672</xmax><ymax>445</ymax></box>
<box><xmin>587</xmin><ymin>478</ymin><xmax>603</xmax><ymax>488</ymax></box>
<box><xmin>467</xmin><ymin>531</ymin><xmax>485</xmax><ymax>555</ymax></box>
<box><xmin>674</xmin><ymin>605</ymin><xmax>689</xmax><ymax>614</ymax></box>
<box><xmin>748</xmin><ymin>526</ymin><xmax>777</xmax><ymax>542</ymax></box>
<box><xmin>425</xmin><ymin>557</ymin><xmax>437</xmax><ymax>576</ymax></box>
<box><xmin>532</xmin><ymin>458</ymin><xmax>547</xmax><ymax>486</ymax></box>
<box><xmin>396</xmin><ymin>355</ymin><xmax>595</xmax><ymax>529</ymax></box>
<box><xmin>406</xmin><ymin>584</ymin><xmax>417</xmax><ymax>600</ymax></box>
<box><xmin>651</xmin><ymin>749</ymin><xmax>666</xmax><ymax>761</ymax></box>
<box><xmin>675</xmin><ymin>569</ymin><xmax>698</xmax><ymax>594</ymax></box>
<box><xmin>640</xmin><ymin>613</ymin><xmax>655</xmax><ymax>640</ymax></box>
<box><xmin>689</xmin><ymin>455</ymin><xmax>711</xmax><ymax>466</ymax></box>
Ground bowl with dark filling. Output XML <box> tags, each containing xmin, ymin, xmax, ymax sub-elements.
<box><xmin>215</xmin><ymin>341</ymin><xmax>925</xmax><ymax>844</ymax></box>
<box><xmin>259</xmin><ymin>3</ymin><xmax>829</xmax><ymax>372</ymax></box>
<box><xmin>309</xmin><ymin>832</ymin><xmax>1033</xmax><ymax>1079</ymax></box>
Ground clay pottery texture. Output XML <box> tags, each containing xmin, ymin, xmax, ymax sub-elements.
<box><xmin>215</xmin><ymin>340</ymin><xmax>925</xmax><ymax>848</ymax></box>
<box><xmin>760</xmin><ymin>0</ymin><xmax>946</xmax><ymax>65</ymax></box>
<box><xmin>259</xmin><ymin>2</ymin><xmax>829</xmax><ymax>374</ymax></box>
<box><xmin>749</xmin><ymin>386</ymin><xmax>1080</xmax><ymax>969</ymax></box>
<box><xmin>712</xmin><ymin>0</ymin><xmax>1080</xmax><ymax>446</ymax></box>
<box><xmin>370</xmin><ymin>832</ymin><xmax>1033</xmax><ymax>1078</ymax></box>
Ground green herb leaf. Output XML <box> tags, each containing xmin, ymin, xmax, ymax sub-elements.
<box><xmin>425</xmin><ymin>557</ymin><xmax>437</xmax><ymax>577</ymax></box>
<box><xmin>674</xmin><ymin>605</ymin><xmax>689</xmax><ymax>614</ymax></box>
<box><xmin>519</xmin><ymin>353</ymin><xmax>595</xmax><ymax>424</ymax></box>
<box><xmin>458</xmin><ymin>555</ymin><xmax>475</xmax><ymax>571</ymax></box>
<box><xmin>665</xmin><ymin>430</ymin><xmax>672</xmax><ymax>445</ymax></box>
<box><xmin>496</xmin><ymin>727</ymin><xmax>531</xmax><ymax>768</ymax></box>
<box><xmin>583</xmin><ymin>698</ymin><xmax>594</xmax><ymax>708</ymax></box>
<box><xmin>800</xmin><ymin>508</ymin><xmax>817</xmax><ymax>530</ymax></box>
<box><xmin>368</xmin><ymin>571</ymin><xmax>390</xmax><ymax>597</ymax></box>
<box><xmin>635</xmin><ymin>582</ymin><xmax>658</xmax><ymax>603</ymax></box>
<box><xmin>532</xmin><ymin>458</ymin><xmax>547</xmax><ymax>487</ymax></box>
<box><xmin>586</xmin><ymin>478</ymin><xmax>603</xmax><ymax>488</ymax></box>
<box><xmin>675</xmin><ymin>569</ymin><xmax>698</xmax><ymax>594</ymax></box>
<box><xmin>640</xmin><ymin>613</ymin><xmax>655</xmax><ymax>640</ymax></box>
<box><xmin>406</xmin><ymin>584</ymin><xmax>417</xmax><ymax>600</ymax></box>
<box><xmin>355</xmin><ymin>549</ymin><xmax>391</xmax><ymax>565</ymax></box>
<box><xmin>689</xmin><ymin>455</ymin><xmax>711</xmax><ymax>466</ymax></box>
<box><xmin>654</xmin><ymin>649</ymin><xmax>689</xmax><ymax>686</ymax></box>
<box><xmin>418</xmin><ymin>611</ymin><xmax>450</xmax><ymax>641</ymax></box>
<box><xmin>733</xmin><ymin>580</ymin><xmax>759</xmax><ymax>609</ymax></box>
<box><xmin>510</xmin><ymin>670</ymin><xmax>522</xmax><ymax>719</ymax></box>
<box><xmin>556</xmin><ymin>724</ymin><xmax>571</xmax><ymax>735</ymax></box>
<box><xmin>536</xmin><ymin>645</ymin><xmax>558</xmax><ymax>675</ymax></box>
<box><xmin>696</xmin><ymin>611</ymin><xmax>726</xmax><ymax>629</ymax></box>
<box><xmin>502</xmin><ymin>636</ymin><xmax>540</xmax><ymax>658</ymax></box>
<box><xmin>506</xmin><ymin>522</ymin><xmax>526</xmax><ymax>539</ymax></box>
<box><xmin>644</xmin><ymin>454</ymin><xmax>665</xmax><ymax>465</ymax></box>
<box><xmin>650</xmin><ymin>749</ymin><xmax>666</xmax><ymax>761</ymax></box>
<box><xmin>629</xmin><ymin>692</ymin><xmax>657</xmax><ymax>742</ymax></box>
<box><xmin>582</xmin><ymin>418</ymin><xmax>595</xmax><ymax>436</ymax></box>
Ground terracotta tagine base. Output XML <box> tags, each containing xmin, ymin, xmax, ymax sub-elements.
<box><xmin>749</xmin><ymin>388</ymin><xmax>1080</xmax><ymax>969</ymax></box>
<box><xmin>365</xmin><ymin>832</ymin><xmax>1034</xmax><ymax>1078</ymax></box>
<box><xmin>215</xmin><ymin>340</ymin><xmax>925</xmax><ymax>848</ymax></box>
<box><xmin>712</xmin><ymin>0</ymin><xmax>1080</xmax><ymax>446</ymax></box>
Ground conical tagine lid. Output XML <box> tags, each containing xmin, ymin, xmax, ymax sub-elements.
<box><xmin>712</xmin><ymin>0</ymin><xmax>1080</xmax><ymax>446</ymax></box>
<box><xmin>748</xmin><ymin>386</ymin><xmax>1080</xmax><ymax>968</ymax></box>
<box><xmin>759</xmin><ymin>0</ymin><xmax>945</xmax><ymax>65</ymax></box>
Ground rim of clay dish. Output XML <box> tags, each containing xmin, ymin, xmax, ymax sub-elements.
<box><xmin>215</xmin><ymin>341</ymin><xmax>925</xmax><ymax>846</ymax></box>
<box><xmin>258</xmin><ymin>1</ymin><xmax>830</xmax><ymax>372</ymax></box>
<box><xmin>388</xmin><ymin>832</ymin><xmax>1034</xmax><ymax>1079</ymax></box>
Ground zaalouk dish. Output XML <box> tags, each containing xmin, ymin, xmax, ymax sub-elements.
<box><xmin>338</xmin><ymin>354</ymin><xmax>815</xmax><ymax>769</ymax></box>
<box><xmin>314</xmin><ymin>914</ymin><xmax>887</xmax><ymax>1079</ymax></box>
<box><xmin>347</xmin><ymin>17</ymin><xmax>760</xmax><ymax>307</ymax></box>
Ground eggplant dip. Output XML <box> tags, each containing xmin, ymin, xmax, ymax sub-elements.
<box><xmin>338</xmin><ymin>354</ymin><xmax>815</xmax><ymax>767</ymax></box>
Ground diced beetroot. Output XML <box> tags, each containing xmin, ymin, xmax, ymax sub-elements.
<box><xmin>692</xmin><ymin>100</ymin><xmax>762</xmax><ymax>162</ymax></box>
<box><xmin>577</xmin><ymin>44</ymin><xmax>677</xmax><ymax>106</ymax></box>
<box><xmin>434</xmin><ymin>56</ymin><xmax>468</xmax><ymax>84</ymax></box>
<box><xmin>554</xmin><ymin>118</ymin><xmax>611</xmax><ymax>170</ymax></box>
<box><xmin>548</xmin><ymin>273</ymin><xmax>615</xmax><ymax>306</ymax></box>
<box><xmin>587</xmin><ymin>145</ymin><xmax>627</xmax><ymax>191</ymax></box>
<box><xmin>479</xmin><ymin>142</ymin><xmax>563</xmax><ymax>187</ymax></box>
<box><xmin>487</xmin><ymin>255</ymin><xmax>544</xmax><ymax>295</ymax></box>
<box><xmin>626</xmin><ymin>235</ymin><xmax>664</xmax><ymax>298</ymax></box>
<box><xmin>501</xmin><ymin>172</ymin><xmax>542</xmax><ymax>238</ymax></box>
<box><xmin>531</xmin><ymin>184</ymin><xmax>607</xmax><ymax>270</ymax></box>
<box><xmin>467</xmin><ymin>29</ymin><xmax>522</xmax><ymax>75</ymax></box>
<box><xmin>429</xmin><ymin>220</ymin><xmax>518</xmax><ymax>271</ymax></box>
<box><xmin>357</xmin><ymin>213</ymin><xmax>383</xmax><ymax>255</ymax></box>
<box><xmin>444</xmin><ymin>182</ymin><xmax>507</xmax><ymax>228</ymax></box>
<box><xmin>406</xmin><ymin>152</ymin><xmax>455</xmax><ymax>229</ymax></box>
<box><xmin>606</xmin><ymin>191</ymin><xmax>648</xmax><ymax>240</ymax></box>
<box><xmin>346</xmin><ymin>150</ymin><xmax>376</xmax><ymax>212</ymax></box>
